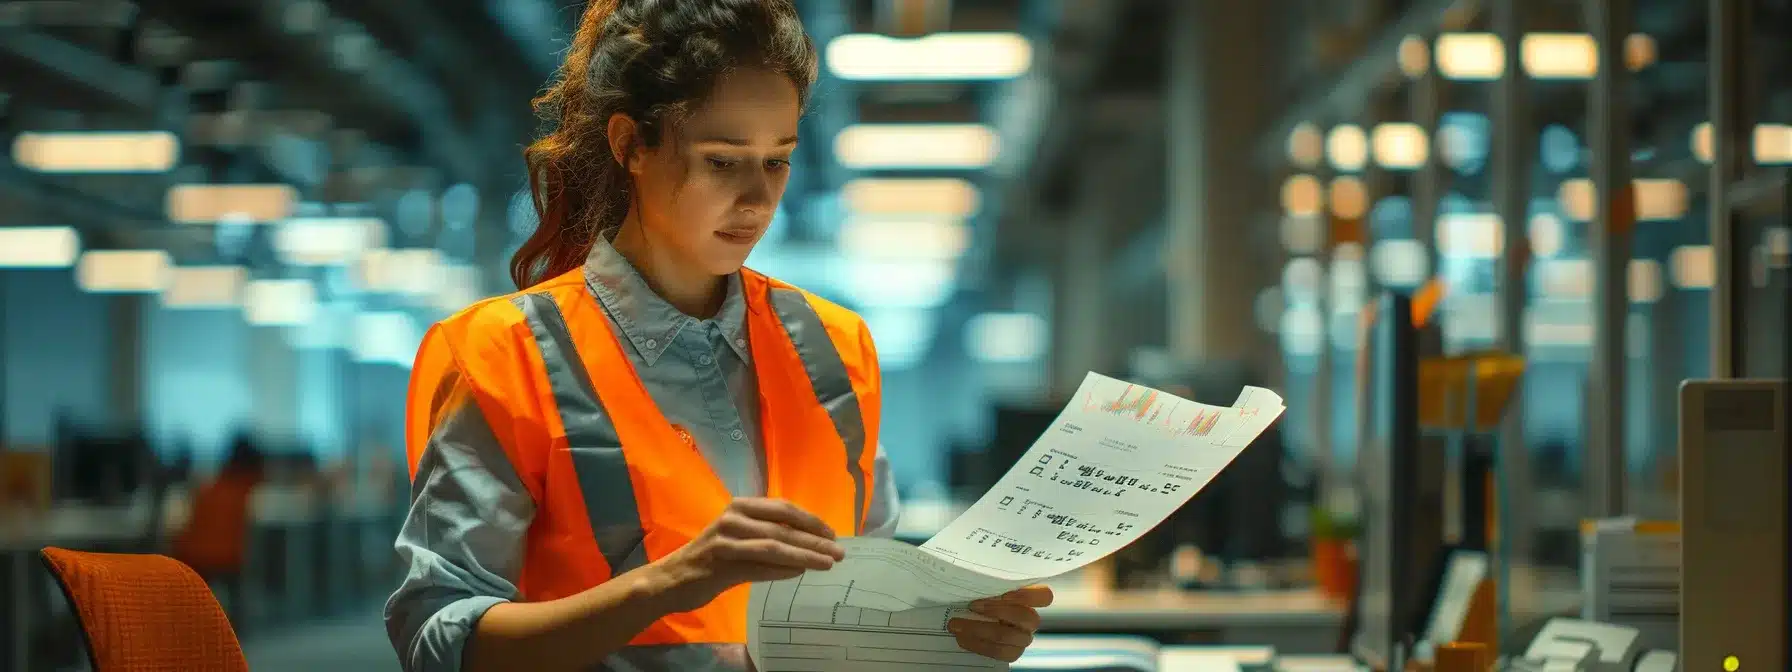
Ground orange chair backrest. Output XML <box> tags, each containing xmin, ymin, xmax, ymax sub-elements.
<box><xmin>39</xmin><ymin>547</ymin><xmax>248</xmax><ymax>672</ymax></box>
<box><xmin>171</xmin><ymin>472</ymin><xmax>258</xmax><ymax>573</ymax></box>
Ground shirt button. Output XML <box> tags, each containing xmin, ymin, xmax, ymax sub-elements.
<box><xmin>734</xmin><ymin>338</ymin><xmax>747</xmax><ymax>349</ymax></box>
<box><xmin>730</xmin><ymin>429</ymin><xmax>744</xmax><ymax>441</ymax></box>
<box><xmin>699</xmin><ymin>354</ymin><xmax>714</xmax><ymax>366</ymax></box>
<box><xmin>644</xmin><ymin>338</ymin><xmax>658</xmax><ymax>350</ymax></box>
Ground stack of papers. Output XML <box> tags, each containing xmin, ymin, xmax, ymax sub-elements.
<box><xmin>747</xmin><ymin>373</ymin><xmax>1287</xmax><ymax>671</ymax></box>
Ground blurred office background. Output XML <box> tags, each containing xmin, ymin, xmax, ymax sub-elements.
<box><xmin>0</xmin><ymin>0</ymin><xmax>1787</xmax><ymax>669</ymax></box>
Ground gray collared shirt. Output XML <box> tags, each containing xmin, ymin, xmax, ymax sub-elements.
<box><xmin>385</xmin><ymin>234</ymin><xmax>900</xmax><ymax>672</ymax></box>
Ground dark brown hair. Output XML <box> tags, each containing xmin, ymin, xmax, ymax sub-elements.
<box><xmin>510</xmin><ymin>0</ymin><xmax>819</xmax><ymax>289</ymax></box>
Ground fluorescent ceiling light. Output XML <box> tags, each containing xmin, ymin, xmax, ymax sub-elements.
<box><xmin>841</xmin><ymin>258</ymin><xmax>956</xmax><ymax>309</ymax></box>
<box><xmin>12</xmin><ymin>131</ymin><xmax>179</xmax><ymax>173</ymax></box>
<box><xmin>167</xmin><ymin>184</ymin><xmax>299</xmax><ymax>224</ymax></box>
<box><xmin>274</xmin><ymin>217</ymin><xmax>388</xmax><ymax>266</ymax></box>
<box><xmin>353</xmin><ymin>311</ymin><xmax>423</xmax><ymax>365</ymax></box>
<box><xmin>161</xmin><ymin>265</ymin><xmax>248</xmax><ymax>308</ymax></box>
<box><xmin>1436</xmin><ymin>33</ymin><xmax>1505</xmax><ymax>81</ymax></box>
<box><xmin>244</xmin><ymin>278</ymin><xmax>317</xmax><ymax>326</ymax></box>
<box><xmin>1436</xmin><ymin>212</ymin><xmax>1503</xmax><ymax>258</ymax></box>
<box><xmin>75</xmin><ymin>250</ymin><xmax>172</xmax><ymax>293</ymax></box>
<box><xmin>1521</xmin><ymin>33</ymin><xmax>1596</xmax><ymax>79</ymax></box>
<box><xmin>1371</xmin><ymin>122</ymin><xmax>1429</xmax><ymax>170</ymax></box>
<box><xmin>826</xmin><ymin>32</ymin><xmax>1032</xmax><ymax>80</ymax></box>
<box><xmin>1535</xmin><ymin>258</ymin><xmax>1593</xmax><ymax>298</ymax></box>
<box><xmin>834</xmin><ymin>124</ymin><xmax>998</xmax><ymax>170</ymax></box>
<box><xmin>1669</xmin><ymin>245</ymin><xmax>1714</xmax><ymax>289</ymax></box>
<box><xmin>0</xmin><ymin>227</ymin><xmax>81</xmax><ymax>268</ymax></box>
<box><xmin>356</xmin><ymin>248</ymin><xmax>445</xmax><ymax>296</ymax></box>
<box><xmin>1557</xmin><ymin>178</ymin><xmax>1688</xmax><ymax>222</ymax></box>
<box><xmin>842</xmin><ymin>178</ymin><xmax>981</xmax><ymax>217</ymax></box>
<box><xmin>838</xmin><ymin>216</ymin><xmax>969</xmax><ymax>262</ymax></box>
<box><xmin>965</xmin><ymin>312</ymin><xmax>1048</xmax><ymax>364</ymax></box>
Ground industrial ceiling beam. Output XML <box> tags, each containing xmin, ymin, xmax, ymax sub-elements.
<box><xmin>0</xmin><ymin>28</ymin><xmax>159</xmax><ymax>112</ymax></box>
<box><xmin>1250</xmin><ymin>0</ymin><xmax>1476</xmax><ymax>170</ymax></box>
<box><xmin>130</xmin><ymin>0</ymin><xmax>486</xmax><ymax>184</ymax></box>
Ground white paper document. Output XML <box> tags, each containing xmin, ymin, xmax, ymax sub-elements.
<box><xmin>747</xmin><ymin>372</ymin><xmax>1286</xmax><ymax>672</ymax></box>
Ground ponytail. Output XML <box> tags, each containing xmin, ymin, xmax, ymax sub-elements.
<box><xmin>510</xmin><ymin>0</ymin><xmax>627</xmax><ymax>290</ymax></box>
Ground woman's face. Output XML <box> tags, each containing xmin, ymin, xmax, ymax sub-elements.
<box><xmin>623</xmin><ymin>67</ymin><xmax>800</xmax><ymax>277</ymax></box>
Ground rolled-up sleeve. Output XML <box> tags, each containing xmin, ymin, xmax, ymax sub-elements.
<box><xmin>861</xmin><ymin>443</ymin><xmax>901</xmax><ymax>538</ymax></box>
<box><xmin>385</xmin><ymin>379</ymin><xmax>535</xmax><ymax>672</ymax></box>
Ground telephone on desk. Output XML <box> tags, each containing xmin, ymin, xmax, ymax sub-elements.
<box><xmin>1504</xmin><ymin>619</ymin><xmax>1677</xmax><ymax>672</ymax></box>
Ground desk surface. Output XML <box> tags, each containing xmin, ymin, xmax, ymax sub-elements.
<box><xmin>1042</xmin><ymin>589</ymin><xmax>1345</xmax><ymax>630</ymax></box>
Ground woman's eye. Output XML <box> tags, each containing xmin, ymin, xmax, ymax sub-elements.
<box><xmin>707</xmin><ymin>157</ymin><xmax>738</xmax><ymax>170</ymax></box>
<box><xmin>765</xmin><ymin>159</ymin><xmax>791</xmax><ymax>171</ymax></box>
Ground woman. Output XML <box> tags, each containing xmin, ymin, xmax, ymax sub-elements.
<box><xmin>384</xmin><ymin>1</ymin><xmax>1050</xmax><ymax>670</ymax></box>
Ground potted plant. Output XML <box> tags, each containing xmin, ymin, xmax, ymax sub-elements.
<box><xmin>1309</xmin><ymin>504</ymin><xmax>1359</xmax><ymax>600</ymax></box>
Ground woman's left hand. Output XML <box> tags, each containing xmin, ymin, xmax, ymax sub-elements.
<box><xmin>948</xmin><ymin>585</ymin><xmax>1055</xmax><ymax>663</ymax></box>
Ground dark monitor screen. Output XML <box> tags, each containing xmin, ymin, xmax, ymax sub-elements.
<box><xmin>1351</xmin><ymin>292</ymin><xmax>1423</xmax><ymax>668</ymax></box>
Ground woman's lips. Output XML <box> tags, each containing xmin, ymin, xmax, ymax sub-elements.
<box><xmin>715</xmin><ymin>229</ymin><xmax>758</xmax><ymax>244</ymax></box>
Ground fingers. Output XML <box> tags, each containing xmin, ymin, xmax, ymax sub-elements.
<box><xmin>718</xmin><ymin>537</ymin><xmax>838</xmax><ymax>571</ymax></box>
<box><xmin>969</xmin><ymin>599</ymin><xmax>1041</xmax><ymax>632</ymax></box>
<box><xmin>996</xmin><ymin>584</ymin><xmax>1055</xmax><ymax>608</ymax></box>
<box><xmin>731</xmin><ymin>498</ymin><xmax>837</xmax><ymax>540</ymax></box>
<box><xmin>719</xmin><ymin>511</ymin><xmax>846</xmax><ymax>560</ymax></box>
<box><xmin>949</xmin><ymin>617</ymin><xmax>1032</xmax><ymax>663</ymax></box>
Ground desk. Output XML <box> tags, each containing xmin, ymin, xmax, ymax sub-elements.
<box><xmin>1</xmin><ymin>504</ymin><xmax>152</xmax><ymax>672</ymax></box>
<box><xmin>1041</xmin><ymin>589</ymin><xmax>1345</xmax><ymax>652</ymax></box>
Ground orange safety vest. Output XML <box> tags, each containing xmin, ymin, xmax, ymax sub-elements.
<box><xmin>403</xmin><ymin>266</ymin><xmax>880</xmax><ymax>646</ymax></box>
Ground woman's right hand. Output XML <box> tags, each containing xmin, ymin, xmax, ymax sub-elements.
<box><xmin>648</xmin><ymin>498</ymin><xmax>846</xmax><ymax>613</ymax></box>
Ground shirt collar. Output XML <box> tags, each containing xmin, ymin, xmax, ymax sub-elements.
<box><xmin>582</xmin><ymin>229</ymin><xmax>752</xmax><ymax>366</ymax></box>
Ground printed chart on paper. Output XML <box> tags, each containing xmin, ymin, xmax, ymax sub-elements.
<box><xmin>747</xmin><ymin>372</ymin><xmax>1287</xmax><ymax>671</ymax></box>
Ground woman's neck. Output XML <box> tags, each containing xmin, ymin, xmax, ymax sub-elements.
<box><xmin>611</xmin><ymin>216</ymin><xmax>727</xmax><ymax>319</ymax></box>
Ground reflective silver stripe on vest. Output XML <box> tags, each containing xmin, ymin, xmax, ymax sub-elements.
<box><xmin>766</xmin><ymin>287</ymin><xmax>870</xmax><ymax>534</ymax></box>
<box><xmin>511</xmin><ymin>292</ymin><xmax>646</xmax><ymax>575</ymax></box>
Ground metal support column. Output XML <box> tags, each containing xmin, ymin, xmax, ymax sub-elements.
<box><xmin>1490</xmin><ymin>0</ymin><xmax>1534</xmax><ymax>631</ymax></box>
<box><xmin>1409</xmin><ymin>34</ymin><xmax>1445</xmax><ymax>357</ymax></box>
<box><xmin>1708</xmin><ymin>0</ymin><xmax>1751</xmax><ymax>378</ymax></box>
<box><xmin>1586</xmin><ymin>0</ymin><xmax>1634</xmax><ymax>518</ymax></box>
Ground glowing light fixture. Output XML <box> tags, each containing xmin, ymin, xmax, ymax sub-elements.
<box><xmin>0</xmin><ymin>226</ymin><xmax>81</xmax><ymax>268</ymax></box>
<box><xmin>1325</xmin><ymin>125</ymin><xmax>1369</xmax><ymax>172</ymax></box>
<box><xmin>834</xmin><ymin>124</ymin><xmax>998</xmax><ymax>170</ymax></box>
<box><xmin>1629</xmin><ymin>259</ymin><xmax>1664</xmax><ymax>303</ymax></box>
<box><xmin>75</xmin><ymin>250</ymin><xmax>171</xmax><ymax>293</ymax></box>
<box><xmin>1557</xmin><ymin>178</ymin><xmax>1689</xmax><ymax>222</ymax></box>
<box><xmin>1437</xmin><ymin>212</ymin><xmax>1503</xmax><ymax>258</ymax></box>
<box><xmin>274</xmin><ymin>217</ymin><xmax>387</xmax><ymax>266</ymax></box>
<box><xmin>1329</xmin><ymin>176</ymin><xmax>1368</xmax><ymax>220</ymax></box>
<box><xmin>1670</xmin><ymin>245</ymin><xmax>1715</xmax><ymax>289</ymax></box>
<box><xmin>12</xmin><ymin>131</ymin><xmax>179</xmax><ymax>173</ymax></box>
<box><xmin>1521</xmin><ymin>33</ymin><xmax>1597</xmax><ymax>79</ymax></box>
<box><xmin>838</xmin><ymin>216</ymin><xmax>969</xmax><ymax>262</ymax></box>
<box><xmin>1281</xmin><ymin>174</ymin><xmax>1323</xmax><ymax>216</ymax></box>
<box><xmin>243</xmin><ymin>278</ymin><xmax>317</xmax><ymax>326</ymax></box>
<box><xmin>1288</xmin><ymin>123</ymin><xmax>1324</xmax><ymax>168</ymax></box>
<box><xmin>842</xmin><ymin>178</ymin><xmax>981</xmax><ymax>218</ymax></box>
<box><xmin>167</xmin><ymin>184</ymin><xmax>298</xmax><ymax>224</ymax></box>
<box><xmin>826</xmin><ymin>32</ymin><xmax>1032</xmax><ymax>80</ymax></box>
<box><xmin>161</xmin><ymin>265</ymin><xmax>248</xmax><ymax>308</ymax></box>
<box><xmin>1398</xmin><ymin>35</ymin><xmax>1430</xmax><ymax>78</ymax></box>
<box><xmin>965</xmin><ymin>312</ymin><xmax>1048</xmax><ymax>363</ymax></box>
<box><xmin>1436</xmin><ymin>33</ymin><xmax>1505</xmax><ymax>81</ymax></box>
<box><xmin>1371</xmin><ymin>122</ymin><xmax>1430</xmax><ymax>169</ymax></box>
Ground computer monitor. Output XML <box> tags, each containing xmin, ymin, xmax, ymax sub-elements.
<box><xmin>1680</xmin><ymin>196</ymin><xmax>1790</xmax><ymax>672</ymax></box>
<box><xmin>1350</xmin><ymin>292</ymin><xmax>1417</xmax><ymax>667</ymax></box>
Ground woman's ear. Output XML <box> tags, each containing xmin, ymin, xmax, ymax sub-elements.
<box><xmin>606</xmin><ymin>112</ymin><xmax>640</xmax><ymax>174</ymax></box>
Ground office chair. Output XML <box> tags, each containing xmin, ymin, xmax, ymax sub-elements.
<box><xmin>38</xmin><ymin>547</ymin><xmax>248</xmax><ymax>671</ymax></box>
